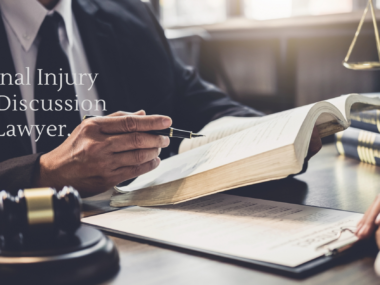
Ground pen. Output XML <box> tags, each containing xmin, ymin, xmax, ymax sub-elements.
<box><xmin>82</xmin><ymin>115</ymin><xmax>205</xmax><ymax>139</ymax></box>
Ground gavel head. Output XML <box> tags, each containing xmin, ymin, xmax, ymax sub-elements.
<box><xmin>0</xmin><ymin>186</ymin><xmax>81</xmax><ymax>242</ymax></box>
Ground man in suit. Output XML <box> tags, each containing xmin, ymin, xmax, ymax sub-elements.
<box><xmin>0</xmin><ymin>0</ymin><xmax>322</xmax><ymax>197</ymax></box>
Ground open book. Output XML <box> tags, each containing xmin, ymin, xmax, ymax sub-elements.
<box><xmin>111</xmin><ymin>94</ymin><xmax>380</xmax><ymax>207</ymax></box>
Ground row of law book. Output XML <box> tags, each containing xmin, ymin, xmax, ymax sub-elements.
<box><xmin>336</xmin><ymin>108</ymin><xmax>380</xmax><ymax>165</ymax></box>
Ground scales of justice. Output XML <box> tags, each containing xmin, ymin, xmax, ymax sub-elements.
<box><xmin>343</xmin><ymin>0</ymin><xmax>380</xmax><ymax>70</ymax></box>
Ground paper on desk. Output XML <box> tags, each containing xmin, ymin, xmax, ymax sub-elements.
<box><xmin>83</xmin><ymin>194</ymin><xmax>362</xmax><ymax>267</ymax></box>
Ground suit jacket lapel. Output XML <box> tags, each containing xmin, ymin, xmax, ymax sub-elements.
<box><xmin>0</xmin><ymin>15</ymin><xmax>32</xmax><ymax>154</ymax></box>
<box><xmin>73</xmin><ymin>0</ymin><xmax>130</xmax><ymax>115</ymax></box>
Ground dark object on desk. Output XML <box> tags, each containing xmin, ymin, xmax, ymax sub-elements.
<box><xmin>0</xmin><ymin>187</ymin><xmax>119</xmax><ymax>284</ymax></box>
<box><xmin>0</xmin><ymin>186</ymin><xmax>81</xmax><ymax>243</ymax></box>
<box><xmin>0</xmin><ymin>225</ymin><xmax>119</xmax><ymax>285</ymax></box>
<box><xmin>335</xmin><ymin>127</ymin><xmax>380</xmax><ymax>165</ymax></box>
<box><xmin>83</xmin><ymin>115</ymin><xmax>204</xmax><ymax>139</ymax></box>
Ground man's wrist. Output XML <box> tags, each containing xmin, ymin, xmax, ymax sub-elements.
<box><xmin>33</xmin><ymin>153</ymin><xmax>53</xmax><ymax>188</ymax></box>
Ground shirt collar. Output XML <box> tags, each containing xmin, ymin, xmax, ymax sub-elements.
<box><xmin>0</xmin><ymin>0</ymin><xmax>73</xmax><ymax>52</ymax></box>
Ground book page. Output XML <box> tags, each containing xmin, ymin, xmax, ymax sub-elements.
<box><xmin>183</xmin><ymin>95</ymin><xmax>380</xmax><ymax>155</ymax></box>
<box><xmin>83</xmin><ymin>194</ymin><xmax>361</xmax><ymax>267</ymax></box>
<box><xmin>195</xmin><ymin>116</ymin><xmax>258</xmax><ymax>132</ymax></box>
<box><xmin>326</xmin><ymin>94</ymin><xmax>380</xmax><ymax>123</ymax></box>
<box><xmin>116</xmin><ymin>106</ymin><xmax>310</xmax><ymax>193</ymax></box>
<box><xmin>325</xmin><ymin>95</ymin><xmax>350</xmax><ymax>121</ymax></box>
<box><xmin>180</xmin><ymin>96</ymin><xmax>352</xmax><ymax>154</ymax></box>
<box><xmin>180</xmin><ymin>116</ymin><xmax>276</xmax><ymax>153</ymax></box>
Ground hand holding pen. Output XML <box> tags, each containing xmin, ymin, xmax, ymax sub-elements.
<box><xmin>83</xmin><ymin>115</ymin><xmax>204</xmax><ymax>139</ymax></box>
<box><xmin>37</xmin><ymin>111</ymin><xmax>204</xmax><ymax>198</ymax></box>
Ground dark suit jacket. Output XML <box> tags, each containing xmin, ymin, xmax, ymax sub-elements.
<box><xmin>0</xmin><ymin>0</ymin><xmax>262</xmax><ymax>194</ymax></box>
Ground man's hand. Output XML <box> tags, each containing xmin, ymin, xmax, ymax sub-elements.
<box><xmin>34</xmin><ymin>111</ymin><xmax>172</xmax><ymax>197</ymax></box>
<box><xmin>306</xmin><ymin>126</ymin><xmax>322</xmax><ymax>161</ymax></box>
<box><xmin>356</xmin><ymin>195</ymin><xmax>380</xmax><ymax>248</ymax></box>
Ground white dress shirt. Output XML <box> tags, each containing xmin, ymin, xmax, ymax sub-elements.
<box><xmin>0</xmin><ymin>0</ymin><xmax>103</xmax><ymax>153</ymax></box>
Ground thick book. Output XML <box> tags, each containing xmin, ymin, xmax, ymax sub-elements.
<box><xmin>83</xmin><ymin>194</ymin><xmax>363</xmax><ymax>277</ymax></box>
<box><xmin>111</xmin><ymin>94</ymin><xmax>380</xmax><ymax>207</ymax></box>
<box><xmin>351</xmin><ymin>109</ymin><xmax>380</xmax><ymax>133</ymax></box>
<box><xmin>335</xmin><ymin>127</ymin><xmax>380</xmax><ymax>165</ymax></box>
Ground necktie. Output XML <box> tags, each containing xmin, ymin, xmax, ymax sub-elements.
<box><xmin>34</xmin><ymin>13</ymin><xmax>80</xmax><ymax>153</ymax></box>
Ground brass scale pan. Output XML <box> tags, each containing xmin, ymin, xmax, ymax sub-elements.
<box><xmin>343</xmin><ymin>0</ymin><xmax>380</xmax><ymax>70</ymax></box>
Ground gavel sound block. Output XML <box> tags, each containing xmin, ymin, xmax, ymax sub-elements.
<box><xmin>0</xmin><ymin>187</ymin><xmax>119</xmax><ymax>285</ymax></box>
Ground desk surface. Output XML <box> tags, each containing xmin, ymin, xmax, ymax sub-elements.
<box><xmin>83</xmin><ymin>144</ymin><xmax>380</xmax><ymax>285</ymax></box>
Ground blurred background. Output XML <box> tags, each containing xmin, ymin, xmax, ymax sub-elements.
<box><xmin>144</xmin><ymin>0</ymin><xmax>380</xmax><ymax>113</ymax></box>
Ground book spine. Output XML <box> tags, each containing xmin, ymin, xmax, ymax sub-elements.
<box><xmin>350</xmin><ymin>110</ymin><xmax>380</xmax><ymax>133</ymax></box>
<box><xmin>335</xmin><ymin>127</ymin><xmax>380</xmax><ymax>165</ymax></box>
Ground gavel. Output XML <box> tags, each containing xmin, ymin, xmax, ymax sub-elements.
<box><xmin>0</xmin><ymin>186</ymin><xmax>81</xmax><ymax>243</ymax></box>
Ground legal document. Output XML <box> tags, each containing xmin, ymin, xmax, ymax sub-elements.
<box><xmin>83</xmin><ymin>194</ymin><xmax>362</xmax><ymax>267</ymax></box>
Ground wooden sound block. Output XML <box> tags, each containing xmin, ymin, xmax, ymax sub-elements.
<box><xmin>0</xmin><ymin>225</ymin><xmax>119</xmax><ymax>284</ymax></box>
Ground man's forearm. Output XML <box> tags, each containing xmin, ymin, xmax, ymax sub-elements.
<box><xmin>0</xmin><ymin>153</ymin><xmax>42</xmax><ymax>195</ymax></box>
<box><xmin>210</xmin><ymin>100</ymin><xmax>265</xmax><ymax>121</ymax></box>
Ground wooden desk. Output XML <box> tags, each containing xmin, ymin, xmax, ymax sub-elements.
<box><xmin>83</xmin><ymin>144</ymin><xmax>380</xmax><ymax>285</ymax></box>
